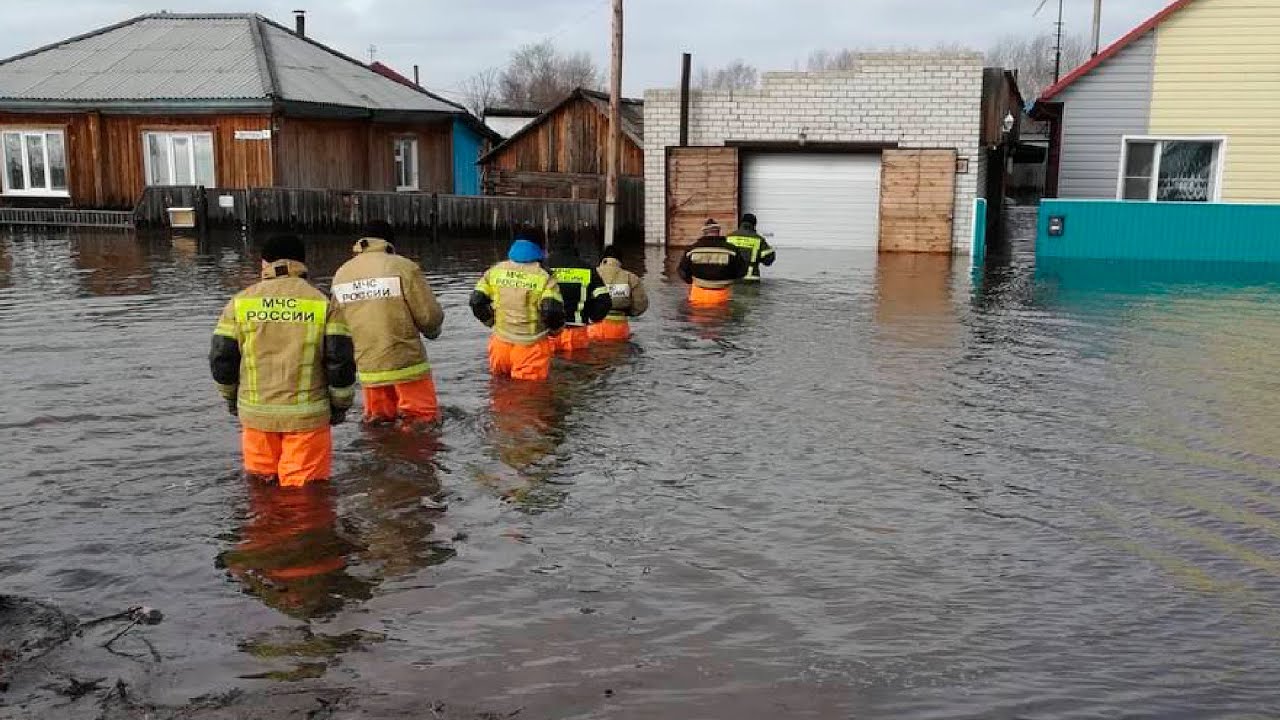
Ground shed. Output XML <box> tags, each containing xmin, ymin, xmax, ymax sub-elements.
<box><xmin>479</xmin><ymin>88</ymin><xmax>644</xmax><ymax>200</ymax></box>
<box><xmin>0</xmin><ymin>12</ymin><xmax>474</xmax><ymax>208</ymax></box>
<box><xmin>644</xmin><ymin>54</ymin><xmax>1019</xmax><ymax>252</ymax></box>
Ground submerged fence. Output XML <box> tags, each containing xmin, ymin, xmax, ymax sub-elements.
<box><xmin>133</xmin><ymin>186</ymin><xmax>601</xmax><ymax>241</ymax></box>
<box><xmin>0</xmin><ymin>206</ymin><xmax>134</xmax><ymax>229</ymax></box>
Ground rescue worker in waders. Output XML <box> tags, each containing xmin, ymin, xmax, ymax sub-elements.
<box><xmin>470</xmin><ymin>238</ymin><xmax>566</xmax><ymax>381</ymax></box>
<box><xmin>590</xmin><ymin>245</ymin><xmax>648</xmax><ymax>342</ymax></box>
<box><xmin>726</xmin><ymin>213</ymin><xmax>776</xmax><ymax>281</ymax></box>
<box><xmin>678</xmin><ymin>219</ymin><xmax>748</xmax><ymax>307</ymax></box>
<box><xmin>210</xmin><ymin>234</ymin><xmax>357</xmax><ymax>487</ymax></box>
<box><xmin>331</xmin><ymin>221</ymin><xmax>445</xmax><ymax>424</ymax></box>
<box><xmin>546</xmin><ymin>236</ymin><xmax>611</xmax><ymax>353</ymax></box>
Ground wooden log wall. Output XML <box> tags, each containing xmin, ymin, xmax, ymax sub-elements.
<box><xmin>277</xmin><ymin>118</ymin><xmax>453</xmax><ymax>193</ymax></box>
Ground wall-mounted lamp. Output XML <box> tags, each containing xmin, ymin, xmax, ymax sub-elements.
<box><xmin>1002</xmin><ymin>112</ymin><xmax>1016</xmax><ymax>134</ymax></box>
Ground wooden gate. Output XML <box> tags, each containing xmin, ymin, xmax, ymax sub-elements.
<box><xmin>878</xmin><ymin>149</ymin><xmax>957</xmax><ymax>253</ymax></box>
<box><xmin>666</xmin><ymin>146</ymin><xmax>738</xmax><ymax>247</ymax></box>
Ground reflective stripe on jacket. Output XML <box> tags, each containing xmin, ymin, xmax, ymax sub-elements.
<box><xmin>331</xmin><ymin>238</ymin><xmax>444</xmax><ymax>387</ymax></box>
<box><xmin>596</xmin><ymin>258</ymin><xmax>648</xmax><ymax>320</ymax></box>
<box><xmin>550</xmin><ymin>263</ymin><xmax>611</xmax><ymax>326</ymax></box>
<box><xmin>473</xmin><ymin>260</ymin><xmax>564</xmax><ymax>344</ymax></box>
<box><xmin>677</xmin><ymin>235</ymin><xmax>749</xmax><ymax>289</ymax></box>
<box><xmin>211</xmin><ymin>260</ymin><xmax>356</xmax><ymax>433</ymax></box>
<box><xmin>726</xmin><ymin>227</ymin><xmax>775</xmax><ymax>281</ymax></box>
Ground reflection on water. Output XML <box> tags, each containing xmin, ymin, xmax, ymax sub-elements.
<box><xmin>217</xmin><ymin>480</ymin><xmax>371</xmax><ymax>620</ymax></box>
<box><xmin>6</xmin><ymin>217</ymin><xmax>1280</xmax><ymax>717</ymax></box>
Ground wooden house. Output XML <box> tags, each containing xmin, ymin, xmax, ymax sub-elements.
<box><xmin>1031</xmin><ymin>0</ymin><xmax>1280</xmax><ymax>261</ymax></box>
<box><xmin>479</xmin><ymin>88</ymin><xmax>643</xmax><ymax>200</ymax></box>
<box><xmin>0</xmin><ymin>12</ymin><xmax>475</xmax><ymax>209</ymax></box>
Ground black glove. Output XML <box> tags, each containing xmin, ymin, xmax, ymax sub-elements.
<box><xmin>330</xmin><ymin>405</ymin><xmax>348</xmax><ymax>426</ymax></box>
<box><xmin>226</xmin><ymin>397</ymin><xmax>238</xmax><ymax>417</ymax></box>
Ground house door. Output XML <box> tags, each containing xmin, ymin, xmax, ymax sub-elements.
<box><xmin>665</xmin><ymin>146</ymin><xmax>738</xmax><ymax>247</ymax></box>
<box><xmin>878</xmin><ymin>149</ymin><xmax>957</xmax><ymax>253</ymax></box>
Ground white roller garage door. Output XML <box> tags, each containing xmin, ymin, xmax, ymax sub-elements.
<box><xmin>740</xmin><ymin>153</ymin><xmax>882</xmax><ymax>249</ymax></box>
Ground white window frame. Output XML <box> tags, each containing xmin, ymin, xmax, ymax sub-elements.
<box><xmin>1116</xmin><ymin>135</ymin><xmax>1227</xmax><ymax>203</ymax></box>
<box><xmin>142</xmin><ymin>131</ymin><xmax>216</xmax><ymax>188</ymax></box>
<box><xmin>394</xmin><ymin>136</ymin><xmax>419</xmax><ymax>192</ymax></box>
<box><xmin>1</xmin><ymin>128</ymin><xmax>70</xmax><ymax>197</ymax></box>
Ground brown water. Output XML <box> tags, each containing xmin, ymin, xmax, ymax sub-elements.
<box><xmin>4</xmin><ymin>212</ymin><xmax>1280</xmax><ymax>718</ymax></box>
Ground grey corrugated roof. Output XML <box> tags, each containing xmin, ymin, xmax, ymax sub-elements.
<box><xmin>0</xmin><ymin>13</ymin><xmax>457</xmax><ymax>113</ymax></box>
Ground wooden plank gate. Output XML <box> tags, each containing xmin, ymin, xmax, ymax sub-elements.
<box><xmin>666</xmin><ymin>147</ymin><xmax>738</xmax><ymax>247</ymax></box>
<box><xmin>878</xmin><ymin>149</ymin><xmax>957</xmax><ymax>253</ymax></box>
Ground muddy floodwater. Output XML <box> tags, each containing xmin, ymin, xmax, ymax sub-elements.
<box><xmin>4</xmin><ymin>211</ymin><xmax>1280</xmax><ymax>718</ymax></box>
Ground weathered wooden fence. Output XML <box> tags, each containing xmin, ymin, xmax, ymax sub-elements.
<box><xmin>485</xmin><ymin>170</ymin><xmax>645</xmax><ymax>241</ymax></box>
<box><xmin>133</xmin><ymin>186</ymin><xmax>601</xmax><ymax>241</ymax></box>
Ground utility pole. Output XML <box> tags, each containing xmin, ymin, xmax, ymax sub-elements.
<box><xmin>1091</xmin><ymin>0</ymin><xmax>1103</xmax><ymax>56</ymax></box>
<box><xmin>1053</xmin><ymin>0</ymin><xmax>1064</xmax><ymax>83</ymax></box>
<box><xmin>603</xmin><ymin>0</ymin><xmax>623</xmax><ymax>247</ymax></box>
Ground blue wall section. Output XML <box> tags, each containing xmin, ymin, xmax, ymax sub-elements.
<box><xmin>452</xmin><ymin>118</ymin><xmax>483</xmax><ymax>196</ymax></box>
<box><xmin>1037</xmin><ymin>200</ymin><xmax>1280</xmax><ymax>262</ymax></box>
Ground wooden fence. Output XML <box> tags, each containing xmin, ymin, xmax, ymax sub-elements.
<box><xmin>485</xmin><ymin>170</ymin><xmax>645</xmax><ymax>241</ymax></box>
<box><xmin>133</xmin><ymin>186</ymin><xmax>601</xmax><ymax>241</ymax></box>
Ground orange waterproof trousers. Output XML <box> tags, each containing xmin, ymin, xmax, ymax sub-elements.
<box><xmin>242</xmin><ymin>426</ymin><xmax>332</xmax><ymax>488</ymax></box>
<box><xmin>551</xmin><ymin>325</ymin><xmax>592</xmax><ymax>354</ymax></box>
<box><xmin>589</xmin><ymin>318</ymin><xmax>631</xmax><ymax>342</ymax></box>
<box><xmin>689</xmin><ymin>285</ymin><xmax>732</xmax><ymax>307</ymax></box>
<box><xmin>363</xmin><ymin>375</ymin><xmax>440</xmax><ymax>423</ymax></box>
<box><xmin>488</xmin><ymin>335</ymin><xmax>553</xmax><ymax>382</ymax></box>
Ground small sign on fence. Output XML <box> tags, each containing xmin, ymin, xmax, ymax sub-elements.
<box><xmin>234</xmin><ymin>129</ymin><xmax>272</xmax><ymax>141</ymax></box>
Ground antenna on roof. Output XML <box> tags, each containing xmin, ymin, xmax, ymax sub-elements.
<box><xmin>368</xmin><ymin>44</ymin><xmax>377</xmax><ymax>63</ymax></box>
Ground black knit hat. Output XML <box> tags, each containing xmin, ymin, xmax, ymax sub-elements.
<box><xmin>363</xmin><ymin>219</ymin><xmax>395</xmax><ymax>243</ymax></box>
<box><xmin>261</xmin><ymin>234</ymin><xmax>306</xmax><ymax>263</ymax></box>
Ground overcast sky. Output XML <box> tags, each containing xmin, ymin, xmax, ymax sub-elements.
<box><xmin>4</xmin><ymin>0</ymin><xmax>1172</xmax><ymax>102</ymax></box>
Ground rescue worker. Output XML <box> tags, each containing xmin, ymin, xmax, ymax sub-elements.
<box><xmin>726</xmin><ymin>213</ymin><xmax>776</xmax><ymax>281</ymax></box>
<box><xmin>678</xmin><ymin>219</ymin><xmax>748</xmax><ymax>307</ymax></box>
<box><xmin>331</xmin><ymin>221</ymin><xmax>445</xmax><ymax>424</ymax></box>
<box><xmin>590</xmin><ymin>244</ymin><xmax>648</xmax><ymax>342</ymax></box>
<box><xmin>470</xmin><ymin>237</ymin><xmax>566</xmax><ymax>381</ymax></box>
<box><xmin>210</xmin><ymin>234</ymin><xmax>357</xmax><ymax>487</ymax></box>
<box><xmin>545</xmin><ymin>235</ymin><xmax>611</xmax><ymax>353</ymax></box>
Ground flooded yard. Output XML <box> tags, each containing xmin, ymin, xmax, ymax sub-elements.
<box><xmin>3</xmin><ymin>211</ymin><xmax>1280</xmax><ymax>718</ymax></box>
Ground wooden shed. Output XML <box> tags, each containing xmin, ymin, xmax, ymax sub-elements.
<box><xmin>479</xmin><ymin>88</ymin><xmax>643</xmax><ymax>200</ymax></box>
<box><xmin>0</xmin><ymin>12</ymin><xmax>473</xmax><ymax>209</ymax></box>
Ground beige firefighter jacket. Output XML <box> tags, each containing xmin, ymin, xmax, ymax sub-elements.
<box><xmin>596</xmin><ymin>258</ymin><xmax>649</xmax><ymax>320</ymax></box>
<box><xmin>330</xmin><ymin>238</ymin><xmax>444</xmax><ymax>386</ymax></box>
<box><xmin>211</xmin><ymin>260</ymin><xmax>356</xmax><ymax>433</ymax></box>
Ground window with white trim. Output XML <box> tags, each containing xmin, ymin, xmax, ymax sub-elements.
<box><xmin>394</xmin><ymin>136</ymin><xmax>419</xmax><ymax>191</ymax></box>
<box><xmin>1120</xmin><ymin>138</ymin><xmax>1223</xmax><ymax>202</ymax></box>
<box><xmin>143</xmin><ymin>131</ymin><xmax>215</xmax><ymax>187</ymax></box>
<box><xmin>2</xmin><ymin>129</ymin><xmax>69</xmax><ymax>196</ymax></box>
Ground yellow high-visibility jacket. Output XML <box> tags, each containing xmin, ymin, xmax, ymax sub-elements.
<box><xmin>211</xmin><ymin>260</ymin><xmax>356</xmax><ymax>433</ymax></box>
<box><xmin>469</xmin><ymin>260</ymin><xmax>566</xmax><ymax>344</ymax></box>
<box><xmin>331</xmin><ymin>238</ymin><xmax>444</xmax><ymax>387</ymax></box>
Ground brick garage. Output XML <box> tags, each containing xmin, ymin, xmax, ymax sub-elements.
<box><xmin>643</xmin><ymin>53</ymin><xmax>992</xmax><ymax>251</ymax></box>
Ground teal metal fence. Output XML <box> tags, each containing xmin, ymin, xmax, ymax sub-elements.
<box><xmin>1037</xmin><ymin>199</ymin><xmax>1280</xmax><ymax>262</ymax></box>
<box><xmin>971</xmin><ymin>197</ymin><xmax>987</xmax><ymax>264</ymax></box>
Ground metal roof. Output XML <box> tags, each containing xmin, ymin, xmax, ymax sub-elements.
<box><xmin>0</xmin><ymin>13</ymin><xmax>458</xmax><ymax>114</ymax></box>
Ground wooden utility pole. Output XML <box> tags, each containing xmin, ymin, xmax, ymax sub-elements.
<box><xmin>603</xmin><ymin>0</ymin><xmax>623</xmax><ymax>246</ymax></box>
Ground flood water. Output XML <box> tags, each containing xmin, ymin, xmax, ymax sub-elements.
<box><xmin>4</xmin><ymin>210</ymin><xmax>1280</xmax><ymax>718</ymax></box>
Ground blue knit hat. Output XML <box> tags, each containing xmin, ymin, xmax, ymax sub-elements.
<box><xmin>508</xmin><ymin>238</ymin><xmax>544</xmax><ymax>263</ymax></box>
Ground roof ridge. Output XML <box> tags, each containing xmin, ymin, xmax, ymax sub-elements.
<box><xmin>247</xmin><ymin>16</ymin><xmax>278</xmax><ymax>98</ymax></box>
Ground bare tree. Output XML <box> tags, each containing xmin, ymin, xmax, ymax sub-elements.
<box><xmin>695</xmin><ymin>60</ymin><xmax>759</xmax><ymax>91</ymax></box>
<box><xmin>497</xmin><ymin>40</ymin><xmax>602</xmax><ymax>111</ymax></box>
<box><xmin>987</xmin><ymin>32</ymin><xmax>1090</xmax><ymax>99</ymax></box>
<box><xmin>807</xmin><ymin>49</ymin><xmax>860</xmax><ymax>72</ymax></box>
<box><xmin>461</xmin><ymin>67</ymin><xmax>500</xmax><ymax>117</ymax></box>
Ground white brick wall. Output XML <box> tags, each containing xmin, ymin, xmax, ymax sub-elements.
<box><xmin>643</xmin><ymin>53</ymin><xmax>985</xmax><ymax>251</ymax></box>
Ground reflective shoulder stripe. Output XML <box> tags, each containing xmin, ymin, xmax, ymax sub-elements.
<box><xmin>213</xmin><ymin>323</ymin><xmax>237</xmax><ymax>338</ymax></box>
<box><xmin>357</xmin><ymin>362</ymin><xmax>431</xmax><ymax>385</ymax></box>
<box><xmin>591</xmin><ymin>285</ymin><xmax>611</xmax><ymax>297</ymax></box>
<box><xmin>234</xmin><ymin>297</ymin><xmax>328</xmax><ymax>325</ymax></box>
